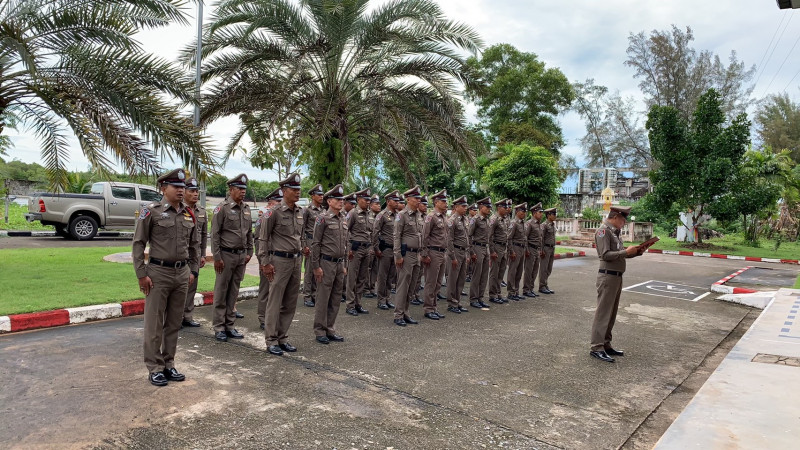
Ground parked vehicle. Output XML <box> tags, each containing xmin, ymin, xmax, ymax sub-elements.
<box><xmin>25</xmin><ymin>182</ymin><xmax>161</xmax><ymax>240</ymax></box>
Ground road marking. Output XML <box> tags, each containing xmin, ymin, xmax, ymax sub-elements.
<box><xmin>623</xmin><ymin>280</ymin><xmax>710</xmax><ymax>302</ymax></box>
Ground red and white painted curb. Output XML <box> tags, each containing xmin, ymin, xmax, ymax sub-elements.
<box><xmin>646</xmin><ymin>249</ymin><xmax>798</xmax><ymax>265</ymax></box>
<box><xmin>554</xmin><ymin>251</ymin><xmax>586</xmax><ymax>259</ymax></box>
<box><xmin>710</xmin><ymin>266</ymin><xmax>759</xmax><ymax>294</ymax></box>
<box><xmin>0</xmin><ymin>286</ymin><xmax>258</xmax><ymax>334</ymax></box>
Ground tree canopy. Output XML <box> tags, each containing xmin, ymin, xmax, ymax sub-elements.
<box><xmin>755</xmin><ymin>93</ymin><xmax>800</xmax><ymax>164</ymax></box>
<box><xmin>481</xmin><ymin>143</ymin><xmax>560</xmax><ymax>207</ymax></box>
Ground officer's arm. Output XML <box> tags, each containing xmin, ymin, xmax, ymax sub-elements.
<box><xmin>188</xmin><ymin>218</ymin><xmax>200</xmax><ymax>273</ymax></box>
<box><xmin>245</xmin><ymin>211</ymin><xmax>254</xmax><ymax>256</ymax></box>
<box><xmin>211</xmin><ymin>206</ymin><xmax>223</xmax><ymax>261</ymax></box>
<box><xmin>132</xmin><ymin>211</ymin><xmax>151</xmax><ymax>279</ymax></box>
<box><xmin>393</xmin><ymin>214</ymin><xmax>403</xmax><ymax>259</ymax></box>
<box><xmin>488</xmin><ymin>219</ymin><xmax>498</xmax><ymax>254</ymax></box>
<box><xmin>420</xmin><ymin>216</ymin><xmax>432</xmax><ymax>258</ymax></box>
<box><xmin>597</xmin><ymin>232</ymin><xmax>626</xmax><ymax>261</ymax></box>
<box><xmin>370</xmin><ymin>213</ymin><xmax>381</xmax><ymax>251</ymax></box>
<box><xmin>199</xmin><ymin>216</ymin><xmax>208</xmax><ymax>260</ymax></box>
<box><xmin>256</xmin><ymin>210</ymin><xmax>276</xmax><ymax>266</ymax></box>
<box><xmin>301</xmin><ymin>207</ymin><xmax>310</xmax><ymax>249</ymax></box>
<box><xmin>465</xmin><ymin>218</ymin><xmax>472</xmax><ymax>248</ymax></box>
<box><xmin>311</xmin><ymin>216</ymin><xmax>324</xmax><ymax>270</ymax></box>
<box><xmin>446</xmin><ymin>219</ymin><xmax>455</xmax><ymax>259</ymax></box>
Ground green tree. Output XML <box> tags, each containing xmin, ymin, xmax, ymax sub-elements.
<box><xmin>466</xmin><ymin>44</ymin><xmax>574</xmax><ymax>154</ymax></box>
<box><xmin>193</xmin><ymin>0</ymin><xmax>482</xmax><ymax>187</ymax></box>
<box><xmin>482</xmin><ymin>143</ymin><xmax>559</xmax><ymax>206</ymax></box>
<box><xmin>647</xmin><ymin>89</ymin><xmax>751</xmax><ymax>243</ymax></box>
<box><xmin>0</xmin><ymin>0</ymin><xmax>214</xmax><ymax>191</ymax></box>
<box><xmin>755</xmin><ymin>93</ymin><xmax>800</xmax><ymax>163</ymax></box>
<box><xmin>240</xmin><ymin>118</ymin><xmax>303</xmax><ymax>180</ymax></box>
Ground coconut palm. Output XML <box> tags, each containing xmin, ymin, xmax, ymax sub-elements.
<box><xmin>0</xmin><ymin>0</ymin><xmax>214</xmax><ymax>190</ymax></box>
<box><xmin>190</xmin><ymin>0</ymin><xmax>483</xmax><ymax>184</ymax></box>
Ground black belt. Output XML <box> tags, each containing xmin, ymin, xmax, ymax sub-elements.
<box><xmin>379</xmin><ymin>240</ymin><xmax>393</xmax><ymax>249</ymax></box>
<box><xmin>428</xmin><ymin>246</ymin><xmax>446</xmax><ymax>253</ymax></box>
<box><xmin>527</xmin><ymin>245</ymin><xmax>541</xmax><ymax>250</ymax></box>
<box><xmin>493</xmin><ymin>240</ymin><xmax>507</xmax><ymax>246</ymax></box>
<box><xmin>269</xmin><ymin>250</ymin><xmax>302</xmax><ymax>258</ymax></box>
<box><xmin>454</xmin><ymin>244</ymin><xmax>468</xmax><ymax>251</ymax></box>
<box><xmin>511</xmin><ymin>242</ymin><xmax>525</xmax><ymax>247</ymax></box>
<box><xmin>221</xmin><ymin>247</ymin><xmax>246</xmax><ymax>254</ymax></box>
<box><xmin>305</xmin><ymin>233</ymin><xmax>312</xmax><ymax>239</ymax></box>
<box><xmin>149</xmin><ymin>257</ymin><xmax>189</xmax><ymax>268</ymax></box>
<box><xmin>405</xmin><ymin>247</ymin><xmax>419</xmax><ymax>253</ymax></box>
<box><xmin>599</xmin><ymin>269</ymin><xmax>623</xmax><ymax>277</ymax></box>
<box><xmin>350</xmin><ymin>240</ymin><xmax>370</xmax><ymax>245</ymax></box>
<box><xmin>473</xmin><ymin>242</ymin><xmax>488</xmax><ymax>246</ymax></box>
<box><xmin>543</xmin><ymin>244</ymin><xmax>555</xmax><ymax>248</ymax></box>
<box><xmin>321</xmin><ymin>254</ymin><xmax>345</xmax><ymax>263</ymax></box>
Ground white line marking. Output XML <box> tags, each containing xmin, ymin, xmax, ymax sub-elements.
<box><xmin>623</xmin><ymin>280</ymin><xmax>653</xmax><ymax>290</ymax></box>
<box><xmin>692</xmin><ymin>292</ymin><xmax>712</xmax><ymax>302</ymax></box>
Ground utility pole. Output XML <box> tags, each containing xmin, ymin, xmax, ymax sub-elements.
<box><xmin>195</xmin><ymin>0</ymin><xmax>206</xmax><ymax>207</ymax></box>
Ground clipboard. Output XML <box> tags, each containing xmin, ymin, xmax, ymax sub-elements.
<box><xmin>639</xmin><ymin>236</ymin><xmax>660</xmax><ymax>249</ymax></box>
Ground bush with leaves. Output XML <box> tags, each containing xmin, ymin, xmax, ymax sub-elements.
<box><xmin>482</xmin><ymin>143</ymin><xmax>559</xmax><ymax>206</ymax></box>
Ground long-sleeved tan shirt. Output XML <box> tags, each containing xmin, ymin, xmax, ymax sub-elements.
<box><xmin>256</xmin><ymin>199</ymin><xmax>304</xmax><ymax>266</ymax></box>
<box><xmin>595</xmin><ymin>221</ymin><xmax>638</xmax><ymax>272</ymax></box>
<box><xmin>372</xmin><ymin>208</ymin><xmax>396</xmax><ymax>250</ymax></box>
<box><xmin>346</xmin><ymin>205</ymin><xmax>372</xmax><ymax>243</ymax></box>
<box><xmin>132</xmin><ymin>201</ymin><xmax>199</xmax><ymax>279</ymax></box>
<box><xmin>393</xmin><ymin>207</ymin><xmax>423</xmax><ymax>259</ymax></box>
<box><xmin>525</xmin><ymin>218</ymin><xmax>542</xmax><ymax>249</ymax></box>
<box><xmin>447</xmin><ymin>212</ymin><xmax>470</xmax><ymax>260</ymax></box>
<box><xmin>211</xmin><ymin>199</ymin><xmax>253</xmax><ymax>260</ymax></box>
<box><xmin>311</xmin><ymin>208</ymin><xmax>349</xmax><ymax>270</ymax></box>
<box><xmin>421</xmin><ymin>210</ymin><xmax>448</xmax><ymax>258</ymax></box>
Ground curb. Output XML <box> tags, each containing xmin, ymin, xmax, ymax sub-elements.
<box><xmin>0</xmin><ymin>286</ymin><xmax>258</xmax><ymax>334</ymax></box>
<box><xmin>710</xmin><ymin>266</ymin><xmax>759</xmax><ymax>294</ymax></box>
<box><xmin>554</xmin><ymin>251</ymin><xmax>586</xmax><ymax>259</ymax></box>
<box><xmin>0</xmin><ymin>230</ymin><xmax>134</xmax><ymax>238</ymax></box>
<box><xmin>647</xmin><ymin>249</ymin><xmax>798</xmax><ymax>265</ymax></box>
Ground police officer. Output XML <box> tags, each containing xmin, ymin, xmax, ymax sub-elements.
<box><xmin>411</xmin><ymin>195</ymin><xmax>429</xmax><ymax>305</ymax></box>
<box><xmin>182</xmin><ymin>177</ymin><xmax>207</xmax><ymax>328</ymax></box>
<box><xmin>468</xmin><ymin>197</ymin><xmax>492</xmax><ymax>309</ymax></box>
<box><xmin>371</xmin><ymin>190</ymin><xmax>401</xmax><ymax>310</ymax></box>
<box><xmin>539</xmin><ymin>207</ymin><xmax>557</xmax><ymax>294</ymax></box>
<box><xmin>421</xmin><ymin>189</ymin><xmax>449</xmax><ymax>320</ymax></box>
<box><xmin>446</xmin><ymin>195</ymin><xmax>471</xmax><ymax>314</ymax></box>
<box><xmin>522</xmin><ymin>202</ymin><xmax>544</xmax><ymax>298</ymax></box>
<box><xmin>505</xmin><ymin>203</ymin><xmax>528</xmax><ymax>301</ymax></box>
<box><xmin>257</xmin><ymin>173</ymin><xmax>304</xmax><ymax>356</ymax></box>
<box><xmin>256</xmin><ymin>188</ymin><xmax>283</xmax><ymax>330</ymax></box>
<box><xmin>211</xmin><ymin>174</ymin><xmax>253</xmax><ymax>341</ymax></box>
<box><xmin>133</xmin><ymin>168</ymin><xmax>199</xmax><ymax>386</ymax></box>
<box><xmin>488</xmin><ymin>199</ymin><xmax>511</xmax><ymax>304</ymax></box>
<box><xmin>311</xmin><ymin>184</ymin><xmax>349</xmax><ymax>345</ymax></box>
<box><xmin>364</xmin><ymin>194</ymin><xmax>382</xmax><ymax>299</ymax></box>
<box><xmin>345</xmin><ymin>188</ymin><xmax>373</xmax><ymax>316</ymax></box>
<box><xmin>393</xmin><ymin>186</ymin><xmax>424</xmax><ymax>326</ymax></box>
<box><xmin>465</xmin><ymin>203</ymin><xmax>478</xmax><ymax>283</ymax></box>
<box><xmin>341</xmin><ymin>193</ymin><xmax>356</xmax><ymax>302</ymax></box>
<box><xmin>590</xmin><ymin>206</ymin><xmax>643</xmax><ymax>363</ymax></box>
<box><xmin>302</xmin><ymin>184</ymin><xmax>325</xmax><ymax>307</ymax></box>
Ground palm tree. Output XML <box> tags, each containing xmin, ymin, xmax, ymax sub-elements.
<box><xmin>190</xmin><ymin>0</ymin><xmax>483</xmax><ymax>185</ymax></box>
<box><xmin>0</xmin><ymin>0</ymin><xmax>214</xmax><ymax>191</ymax></box>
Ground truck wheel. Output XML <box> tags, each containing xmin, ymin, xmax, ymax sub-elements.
<box><xmin>69</xmin><ymin>215</ymin><xmax>98</xmax><ymax>240</ymax></box>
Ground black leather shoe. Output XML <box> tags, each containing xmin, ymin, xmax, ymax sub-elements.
<box><xmin>432</xmin><ymin>311</ymin><xmax>443</xmax><ymax>318</ymax></box>
<box><xmin>259</xmin><ymin>322</ymin><xmax>265</xmax><ymax>330</ymax></box>
<box><xmin>605</xmin><ymin>348</ymin><xmax>624</xmax><ymax>356</ymax></box>
<box><xmin>489</xmin><ymin>297</ymin><xmax>504</xmax><ymax>304</ymax></box>
<box><xmin>478</xmin><ymin>300</ymin><xmax>491</xmax><ymax>308</ymax></box>
<box><xmin>461</xmin><ymin>291</ymin><xmax>467</xmax><ymax>296</ymax></box>
<box><xmin>524</xmin><ymin>292</ymin><xmax>537</xmax><ymax>298</ymax></box>
<box><xmin>363</xmin><ymin>292</ymin><xmax>377</xmax><ymax>298</ymax></box>
<box><xmin>424</xmin><ymin>312</ymin><xmax>440</xmax><ymax>320</ymax></box>
<box><xmin>226</xmin><ymin>329</ymin><xmax>244</xmax><ymax>339</ymax></box>
<box><xmin>215</xmin><ymin>331</ymin><xmax>228</xmax><ymax>342</ymax></box>
<box><xmin>390</xmin><ymin>288</ymin><xmax>396</xmax><ymax>294</ymax></box>
<box><xmin>279</xmin><ymin>343</ymin><xmax>297</xmax><ymax>352</ymax></box>
<box><xmin>163</xmin><ymin>367</ymin><xmax>185</xmax><ymax>381</ymax></box>
<box><xmin>346</xmin><ymin>308</ymin><xmax>358</xmax><ymax>316</ymax></box>
<box><xmin>465</xmin><ymin>276</ymin><xmax>472</xmax><ymax>282</ymax></box>
<box><xmin>590</xmin><ymin>350</ymin><xmax>615</xmax><ymax>363</ymax></box>
<box><xmin>437</xmin><ymin>293</ymin><xmax>446</xmax><ymax>300</ymax></box>
<box><xmin>470</xmin><ymin>301</ymin><xmax>483</xmax><ymax>308</ymax></box>
<box><xmin>267</xmin><ymin>345</ymin><xmax>284</xmax><ymax>355</ymax></box>
<box><xmin>539</xmin><ymin>288</ymin><xmax>552</xmax><ymax>294</ymax></box>
<box><xmin>234</xmin><ymin>311</ymin><xmax>244</xmax><ymax>319</ymax></box>
<box><xmin>377</xmin><ymin>303</ymin><xmax>390</xmax><ymax>310</ymax></box>
<box><xmin>508</xmin><ymin>294</ymin><xmax>519</xmax><ymax>301</ymax></box>
<box><xmin>403</xmin><ymin>315</ymin><xmax>419</xmax><ymax>324</ymax></box>
<box><xmin>458</xmin><ymin>306</ymin><xmax>469</xmax><ymax>312</ymax></box>
<box><xmin>499</xmin><ymin>297</ymin><xmax>509</xmax><ymax>303</ymax></box>
<box><xmin>149</xmin><ymin>372</ymin><xmax>168</xmax><ymax>386</ymax></box>
<box><xmin>181</xmin><ymin>319</ymin><xmax>201</xmax><ymax>327</ymax></box>
<box><xmin>500</xmin><ymin>281</ymin><xmax>507</xmax><ymax>288</ymax></box>
<box><xmin>316</xmin><ymin>335</ymin><xmax>330</xmax><ymax>344</ymax></box>
<box><xmin>304</xmin><ymin>299</ymin><xmax>315</xmax><ymax>307</ymax></box>
<box><xmin>355</xmin><ymin>305</ymin><xmax>369</xmax><ymax>314</ymax></box>
<box><xmin>341</xmin><ymin>295</ymin><xmax>346</xmax><ymax>302</ymax></box>
<box><xmin>447</xmin><ymin>306</ymin><xmax>462</xmax><ymax>314</ymax></box>
<box><xmin>394</xmin><ymin>318</ymin><xmax>407</xmax><ymax>327</ymax></box>
<box><xmin>327</xmin><ymin>334</ymin><xmax>345</xmax><ymax>342</ymax></box>
<box><xmin>410</xmin><ymin>298</ymin><xmax>423</xmax><ymax>305</ymax></box>
<box><xmin>386</xmin><ymin>301</ymin><xmax>395</xmax><ymax>308</ymax></box>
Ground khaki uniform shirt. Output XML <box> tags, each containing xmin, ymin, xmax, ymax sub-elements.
<box><xmin>256</xmin><ymin>199</ymin><xmax>304</xmax><ymax>266</ymax></box>
<box><xmin>211</xmin><ymin>199</ymin><xmax>253</xmax><ymax>260</ymax></box>
<box><xmin>595</xmin><ymin>222</ymin><xmax>633</xmax><ymax>272</ymax></box>
<box><xmin>541</xmin><ymin>220</ymin><xmax>556</xmax><ymax>247</ymax></box>
<box><xmin>509</xmin><ymin>218</ymin><xmax>526</xmax><ymax>244</ymax></box>
<box><xmin>421</xmin><ymin>210</ymin><xmax>448</xmax><ymax>258</ymax></box>
<box><xmin>525</xmin><ymin>218</ymin><xmax>542</xmax><ymax>249</ymax></box>
<box><xmin>393</xmin><ymin>207</ymin><xmax>424</xmax><ymax>259</ymax></box>
<box><xmin>346</xmin><ymin>205</ymin><xmax>372</xmax><ymax>242</ymax></box>
<box><xmin>372</xmin><ymin>208</ymin><xmax>396</xmax><ymax>250</ymax></box>
<box><xmin>447</xmin><ymin>212</ymin><xmax>470</xmax><ymax>260</ymax></box>
<box><xmin>132</xmin><ymin>201</ymin><xmax>199</xmax><ymax>278</ymax></box>
<box><xmin>310</xmin><ymin>209</ymin><xmax>349</xmax><ymax>270</ymax></box>
<box><xmin>301</xmin><ymin>203</ymin><xmax>324</xmax><ymax>248</ymax></box>
<box><xmin>468</xmin><ymin>213</ymin><xmax>490</xmax><ymax>249</ymax></box>
<box><xmin>488</xmin><ymin>213</ymin><xmax>510</xmax><ymax>254</ymax></box>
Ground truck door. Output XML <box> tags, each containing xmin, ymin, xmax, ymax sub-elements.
<box><xmin>107</xmin><ymin>185</ymin><xmax>139</xmax><ymax>226</ymax></box>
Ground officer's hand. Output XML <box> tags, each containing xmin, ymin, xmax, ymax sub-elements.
<box><xmin>510</xmin><ymin>252</ymin><xmax>516</xmax><ymax>260</ymax></box>
<box><xmin>138</xmin><ymin>276</ymin><xmax>153</xmax><ymax>296</ymax></box>
<box><xmin>422</xmin><ymin>256</ymin><xmax>431</xmax><ymax>265</ymax></box>
<box><xmin>540</xmin><ymin>250</ymin><xmax>545</xmax><ymax>258</ymax></box>
<box><xmin>375</xmin><ymin>249</ymin><xmax>382</xmax><ymax>258</ymax></box>
<box><xmin>625</xmin><ymin>245</ymin><xmax>640</xmax><ymax>256</ymax></box>
<box><xmin>303</xmin><ymin>246</ymin><xmax>310</xmax><ymax>256</ymax></box>
<box><xmin>342</xmin><ymin>266</ymin><xmax>348</xmax><ymax>276</ymax></box>
<box><xmin>490</xmin><ymin>252</ymin><xmax>497</xmax><ymax>261</ymax></box>
<box><xmin>188</xmin><ymin>273</ymin><xmax>195</xmax><ymax>285</ymax></box>
<box><xmin>314</xmin><ymin>267</ymin><xmax>323</xmax><ymax>282</ymax></box>
<box><xmin>525</xmin><ymin>250</ymin><xmax>530</xmax><ymax>257</ymax></box>
<box><xmin>214</xmin><ymin>259</ymin><xmax>224</xmax><ymax>274</ymax></box>
<box><xmin>199</xmin><ymin>258</ymin><xmax>206</xmax><ymax>268</ymax></box>
<box><xmin>451</xmin><ymin>259</ymin><xmax>458</xmax><ymax>270</ymax></box>
<box><xmin>245</xmin><ymin>255</ymin><xmax>251</xmax><ymax>264</ymax></box>
<box><xmin>471</xmin><ymin>253</ymin><xmax>477</xmax><ymax>262</ymax></box>
<box><xmin>395</xmin><ymin>257</ymin><xmax>404</xmax><ymax>269</ymax></box>
<box><xmin>348</xmin><ymin>250</ymin><xmax>354</xmax><ymax>261</ymax></box>
<box><xmin>262</xmin><ymin>264</ymin><xmax>275</xmax><ymax>282</ymax></box>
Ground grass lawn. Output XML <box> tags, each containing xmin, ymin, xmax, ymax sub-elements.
<box><xmin>794</xmin><ymin>274</ymin><xmax>800</xmax><ymax>289</ymax></box>
<box><xmin>1</xmin><ymin>203</ymin><xmax>53</xmax><ymax>231</ymax></box>
<box><xmin>0</xmin><ymin>246</ymin><xmax>259</xmax><ymax>316</ymax></box>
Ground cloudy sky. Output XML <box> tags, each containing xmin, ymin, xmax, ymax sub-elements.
<box><xmin>5</xmin><ymin>0</ymin><xmax>800</xmax><ymax>186</ymax></box>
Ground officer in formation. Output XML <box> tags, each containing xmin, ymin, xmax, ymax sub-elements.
<box><xmin>182</xmin><ymin>177</ymin><xmax>207</xmax><ymax>328</ymax></box>
<box><xmin>468</xmin><ymin>197</ymin><xmax>492</xmax><ymax>309</ymax></box>
<box><xmin>410</xmin><ymin>195</ymin><xmax>429</xmax><ymax>305</ymax></box>
<box><xmin>538</xmin><ymin>207</ymin><xmax>557</xmax><ymax>294</ymax></box>
<box><xmin>522</xmin><ymin>203</ymin><xmax>544</xmax><ymax>298</ymax></box>
<box><xmin>311</xmin><ymin>184</ymin><xmax>348</xmax><ymax>344</ymax></box>
<box><xmin>364</xmin><ymin>194</ymin><xmax>382</xmax><ymax>299</ymax></box>
<box><xmin>301</xmin><ymin>184</ymin><xmax>325</xmax><ymax>307</ymax></box>
<box><xmin>345</xmin><ymin>188</ymin><xmax>373</xmax><ymax>316</ymax></box>
<box><xmin>487</xmin><ymin>199</ymin><xmax>511</xmax><ymax>304</ymax></box>
<box><xmin>132</xmin><ymin>168</ymin><xmax>199</xmax><ymax>386</ymax></box>
<box><xmin>392</xmin><ymin>186</ymin><xmax>424</xmax><ymax>326</ymax></box>
<box><xmin>446</xmin><ymin>195</ymin><xmax>472</xmax><ymax>314</ymax></box>
<box><xmin>421</xmin><ymin>190</ymin><xmax>449</xmax><ymax>320</ymax></box>
<box><xmin>371</xmin><ymin>190</ymin><xmax>401</xmax><ymax>310</ymax></box>
<box><xmin>210</xmin><ymin>174</ymin><xmax>253</xmax><ymax>342</ymax></box>
<box><xmin>465</xmin><ymin>203</ymin><xmax>478</xmax><ymax>283</ymax></box>
<box><xmin>256</xmin><ymin>173</ymin><xmax>304</xmax><ymax>356</ymax></box>
<box><xmin>505</xmin><ymin>203</ymin><xmax>528</xmax><ymax>301</ymax></box>
<box><xmin>591</xmin><ymin>206</ymin><xmax>643</xmax><ymax>363</ymax></box>
<box><xmin>256</xmin><ymin>188</ymin><xmax>283</xmax><ymax>330</ymax></box>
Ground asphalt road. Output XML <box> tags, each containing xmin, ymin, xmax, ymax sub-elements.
<box><xmin>1</xmin><ymin>252</ymin><xmax>787</xmax><ymax>449</ymax></box>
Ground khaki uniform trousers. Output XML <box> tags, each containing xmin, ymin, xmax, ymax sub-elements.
<box><xmin>447</xmin><ymin>248</ymin><xmax>468</xmax><ymax>308</ymax></box>
<box><xmin>393</xmin><ymin>252</ymin><xmax>421</xmax><ymax>319</ymax></box>
<box><xmin>265</xmin><ymin>255</ymin><xmax>302</xmax><ymax>346</ymax></box>
<box><xmin>183</xmin><ymin>271</ymin><xmax>199</xmax><ymax>321</ymax></box>
<box><xmin>367</xmin><ymin>253</ymin><xmax>378</xmax><ymax>293</ymax></box>
<box><xmin>257</xmin><ymin>272</ymin><xmax>270</xmax><ymax>326</ymax></box>
<box><xmin>314</xmin><ymin>259</ymin><xmax>345</xmax><ymax>336</ymax></box>
<box><xmin>488</xmin><ymin>248</ymin><xmax>508</xmax><ymax>298</ymax></box>
<box><xmin>375</xmin><ymin>250</ymin><xmax>396</xmax><ymax>305</ymax></box>
<box><xmin>212</xmin><ymin>251</ymin><xmax>247</xmax><ymax>332</ymax></box>
<box><xmin>302</xmin><ymin>252</ymin><xmax>317</xmax><ymax>301</ymax></box>
<box><xmin>422</xmin><ymin>250</ymin><xmax>447</xmax><ymax>313</ymax></box>
<box><xmin>591</xmin><ymin>273</ymin><xmax>623</xmax><ymax>351</ymax></box>
<box><xmin>143</xmin><ymin>264</ymin><xmax>189</xmax><ymax>373</ymax></box>
<box><xmin>522</xmin><ymin>250</ymin><xmax>541</xmax><ymax>293</ymax></box>
<box><xmin>539</xmin><ymin>247</ymin><xmax>555</xmax><ymax>290</ymax></box>
<box><xmin>505</xmin><ymin>245</ymin><xmax>525</xmax><ymax>296</ymax></box>
<box><xmin>469</xmin><ymin>245</ymin><xmax>491</xmax><ymax>302</ymax></box>
<box><xmin>346</xmin><ymin>245</ymin><xmax>371</xmax><ymax>308</ymax></box>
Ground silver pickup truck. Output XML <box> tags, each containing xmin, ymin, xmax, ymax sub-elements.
<box><xmin>25</xmin><ymin>182</ymin><xmax>162</xmax><ymax>240</ymax></box>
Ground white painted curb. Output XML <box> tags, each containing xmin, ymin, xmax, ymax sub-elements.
<box><xmin>0</xmin><ymin>316</ymin><xmax>10</xmax><ymax>332</ymax></box>
<box><xmin>66</xmin><ymin>304</ymin><xmax>122</xmax><ymax>324</ymax></box>
<box><xmin>238</xmin><ymin>286</ymin><xmax>259</xmax><ymax>299</ymax></box>
<box><xmin>193</xmin><ymin>293</ymin><xmax>204</xmax><ymax>306</ymax></box>
<box><xmin>716</xmin><ymin>292</ymin><xmax>776</xmax><ymax>309</ymax></box>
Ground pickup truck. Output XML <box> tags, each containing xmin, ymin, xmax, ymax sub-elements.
<box><xmin>25</xmin><ymin>182</ymin><xmax>162</xmax><ymax>240</ymax></box>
